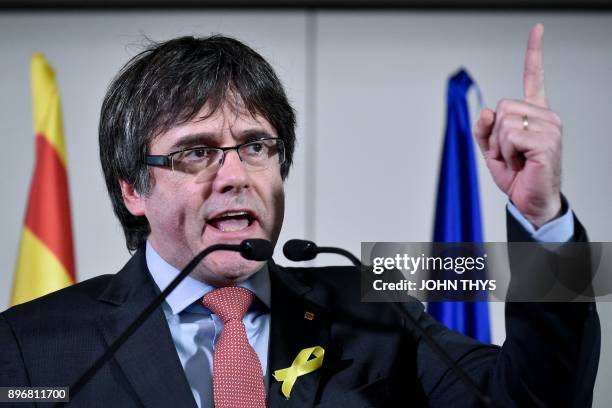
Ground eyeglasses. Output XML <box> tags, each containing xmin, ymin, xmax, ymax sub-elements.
<box><xmin>145</xmin><ymin>137</ymin><xmax>285</xmax><ymax>176</ymax></box>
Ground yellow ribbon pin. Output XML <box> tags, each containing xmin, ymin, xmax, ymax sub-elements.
<box><xmin>273</xmin><ymin>346</ymin><xmax>325</xmax><ymax>399</ymax></box>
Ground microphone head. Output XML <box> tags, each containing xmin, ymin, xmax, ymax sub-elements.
<box><xmin>239</xmin><ymin>239</ymin><xmax>273</xmax><ymax>261</ymax></box>
<box><xmin>283</xmin><ymin>239</ymin><xmax>318</xmax><ymax>262</ymax></box>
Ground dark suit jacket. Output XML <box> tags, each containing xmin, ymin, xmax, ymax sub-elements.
<box><xmin>0</xmin><ymin>213</ymin><xmax>600</xmax><ymax>407</ymax></box>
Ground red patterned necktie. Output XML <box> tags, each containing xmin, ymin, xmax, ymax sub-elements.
<box><xmin>202</xmin><ymin>287</ymin><xmax>267</xmax><ymax>408</ymax></box>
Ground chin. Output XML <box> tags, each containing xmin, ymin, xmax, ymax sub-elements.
<box><xmin>198</xmin><ymin>252</ymin><xmax>265</xmax><ymax>286</ymax></box>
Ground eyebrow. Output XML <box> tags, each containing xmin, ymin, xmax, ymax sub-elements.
<box><xmin>169</xmin><ymin>133</ymin><xmax>219</xmax><ymax>151</ymax></box>
<box><xmin>239</xmin><ymin>129</ymin><xmax>276</xmax><ymax>142</ymax></box>
<box><xmin>169</xmin><ymin>129</ymin><xmax>276</xmax><ymax>152</ymax></box>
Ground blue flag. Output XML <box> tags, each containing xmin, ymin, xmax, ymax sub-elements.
<box><xmin>427</xmin><ymin>69</ymin><xmax>491</xmax><ymax>343</ymax></box>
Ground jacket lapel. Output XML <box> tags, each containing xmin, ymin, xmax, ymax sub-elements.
<box><xmin>95</xmin><ymin>249</ymin><xmax>196</xmax><ymax>408</ymax></box>
<box><xmin>267</xmin><ymin>263</ymin><xmax>332</xmax><ymax>408</ymax></box>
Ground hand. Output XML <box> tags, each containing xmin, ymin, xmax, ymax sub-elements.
<box><xmin>473</xmin><ymin>23</ymin><xmax>563</xmax><ymax>229</ymax></box>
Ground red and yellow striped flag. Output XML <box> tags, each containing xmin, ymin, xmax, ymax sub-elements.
<box><xmin>11</xmin><ymin>53</ymin><xmax>76</xmax><ymax>306</ymax></box>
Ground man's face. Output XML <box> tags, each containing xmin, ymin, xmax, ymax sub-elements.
<box><xmin>123</xmin><ymin>103</ymin><xmax>285</xmax><ymax>286</ymax></box>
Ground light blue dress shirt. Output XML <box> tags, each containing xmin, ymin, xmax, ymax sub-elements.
<box><xmin>146</xmin><ymin>201</ymin><xmax>573</xmax><ymax>407</ymax></box>
<box><xmin>146</xmin><ymin>241</ymin><xmax>270</xmax><ymax>408</ymax></box>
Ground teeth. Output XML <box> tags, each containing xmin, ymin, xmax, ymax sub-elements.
<box><xmin>208</xmin><ymin>211</ymin><xmax>252</xmax><ymax>232</ymax></box>
<box><xmin>221</xmin><ymin>225</ymin><xmax>246</xmax><ymax>232</ymax></box>
<box><xmin>220</xmin><ymin>211</ymin><xmax>248</xmax><ymax>218</ymax></box>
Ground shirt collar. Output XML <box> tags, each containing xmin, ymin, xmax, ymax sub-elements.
<box><xmin>146</xmin><ymin>240</ymin><xmax>271</xmax><ymax>315</ymax></box>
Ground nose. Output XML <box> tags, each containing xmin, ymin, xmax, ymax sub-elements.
<box><xmin>211</xmin><ymin>148</ymin><xmax>251</xmax><ymax>194</ymax></box>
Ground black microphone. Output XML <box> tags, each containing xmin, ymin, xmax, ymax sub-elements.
<box><xmin>283</xmin><ymin>239</ymin><xmax>318</xmax><ymax>261</ymax></box>
<box><xmin>63</xmin><ymin>239</ymin><xmax>272</xmax><ymax>406</ymax></box>
<box><xmin>282</xmin><ymin>239</ymin><xmax>493</xmax><ymax>408</ymax></box>
<box><xmin>240</xmin><ymin>238</ymin><xmax>274</xmax><ymax>261</ymax></box>
<box><xmin>284</xmin><ymin>239</ymin><xmax>361</xmax><ymax>266</ymax></box>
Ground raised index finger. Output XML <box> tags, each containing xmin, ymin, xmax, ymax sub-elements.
<box><xmin>523</xmin><ymin>23</ymin><xmax>549</xmax><ymax>108</ymax></box>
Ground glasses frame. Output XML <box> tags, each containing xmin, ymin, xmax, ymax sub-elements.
<box><xmin>145</xmin><ymin>137</ymin><xmax>285</xmax><ymax>174</ymax></box>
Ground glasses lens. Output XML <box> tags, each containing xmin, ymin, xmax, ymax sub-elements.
<box><xmin>172</xmin><ymin>147</ymin><xmax>223</xmax><ymax>174</ymax></box>
<box><xmin>239</xmin><ymin>139</ymin><xmax>285</xmax><ymax>169</ymax></box>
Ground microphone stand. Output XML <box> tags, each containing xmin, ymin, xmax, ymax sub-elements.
<box><xmin>285</xmin><ymin>240</ymin><xmax>493</xmax><ymax>408</ymax></box>
<box><xmin>60</xmin><ymin>241</ymin><xmax>269</xmax><ymax>406</ymax></box>
<box><xmin>387</xmin><ymin>284</ymin><xmax>493</xmax><ymax>407</ymax></box>
<box><xmin>316</xmin><ymin>246</ymin><xmax>362</xmax><ymax>267</ymax></box>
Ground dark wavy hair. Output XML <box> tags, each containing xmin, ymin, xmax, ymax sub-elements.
<box><xmin>99</xmin><ymin>35</ymin><xmax>296</xmax><ymax>251</ymax></box>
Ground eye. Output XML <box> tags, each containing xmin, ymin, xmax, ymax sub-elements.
<box><xmin>183</xmin><ymin>147</ymin><xmax>213</xmax><ymax>161</ymax></box>
<box><xmin>243</xmin><ymin>141</ymin><xmax>265</xmax><ymax>156</ymax></box>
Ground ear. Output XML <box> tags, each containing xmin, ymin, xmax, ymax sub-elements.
<box><xmin>119</xmin><ymin>178</ymin><xmax>146</xmax><ymax>216</ymax></box>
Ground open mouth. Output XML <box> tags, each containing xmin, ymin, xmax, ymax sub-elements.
<box><xmin>207</xmin><ymin>210</ymin><xmax>256</xmax><ymax>232</ymax></box>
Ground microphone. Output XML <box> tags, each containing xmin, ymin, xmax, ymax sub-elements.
<box><xmin>283</xmin><ymin>239</ymin><xmax>317</xmax><ymax>261</ymax></box>
<box><xmin>282</xmin><ymin>239</ymin><xmax>493</xmax><ymax>407</ymax></box>
<box><xmin>283</xmin><ymin>239</ymin><xmax>361</xmax><ymax>266</ymax></box>
<box><xmin>63</xmin><ymin>239</ymin><xmax>272</xmax><ymax>406</ymax></box>
<box><xmin>240</xmin><ymin>238</ymin><xmax>274</xmax><ymax>261</ymax></box>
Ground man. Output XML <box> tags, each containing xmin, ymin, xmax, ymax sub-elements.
<box><xmin>0</xmin><ymin>24</ymin><xmax>600</xmax><ymax>407</ymax></box>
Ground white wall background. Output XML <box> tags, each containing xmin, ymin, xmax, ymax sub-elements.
<box><xmin>0</xmin><ymin>10</ymin><xmax>610</xmax><ymax>405</ymax></box>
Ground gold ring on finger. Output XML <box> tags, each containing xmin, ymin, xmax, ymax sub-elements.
<box><xmin>522</xmin><ymin>115</ymin><xmax>529</xmax><ymax>131</ymax></box>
